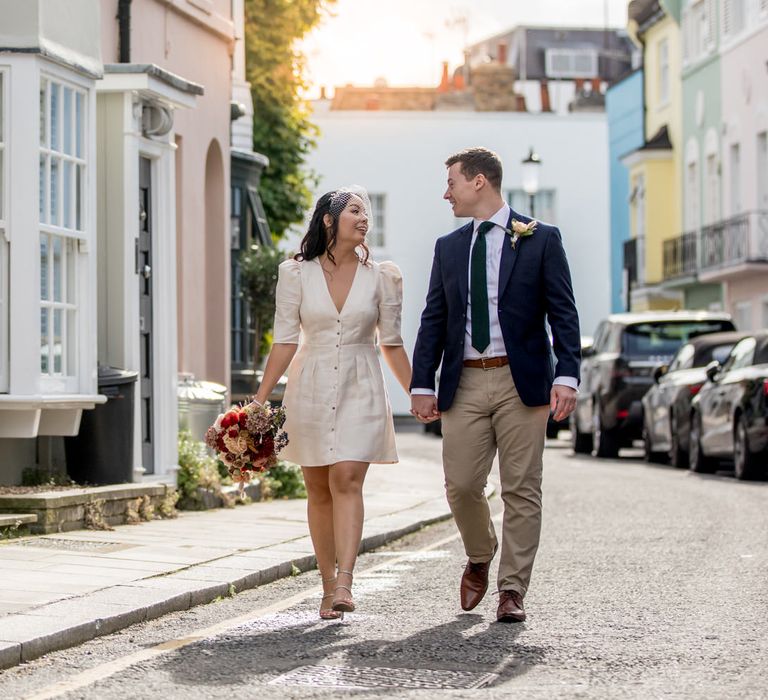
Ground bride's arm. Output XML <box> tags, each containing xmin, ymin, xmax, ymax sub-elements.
<box><xmin>254</xmin><ymin>343</ymin><xmax>297</xmax><ymax>405</ymax></box>
<box><xmin>380</xmin><ymin>345</ymin><xmax>412</xmax><ymax>396</ymax></box>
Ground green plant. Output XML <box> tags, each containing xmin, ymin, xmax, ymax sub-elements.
<box><xmin>21</xmin><ymin>467</ymin><xmax>75</xmax><ymax>487</ymax></box>
<box><xmin>239</xmin><ymin>244</ymin><xmax>286</xmax><ymax>365</ymax></box>
<box><xmin>159</xmin><ymin>489</ymin><xmax>179</xmax><ymax>519</ymax></box>
<box><xmin>177</xmin><ymin>430</ymin><xmax>226</xmax><ymax>506</ymax></box>
<box><xmin>261</xmin><ymin>461</ymin><xmax>307</xmax><ymax>500</ymax></box>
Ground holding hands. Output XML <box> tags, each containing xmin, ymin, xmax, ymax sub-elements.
<box><xmin>410</xmin><ymin>394</ymin><xmax>441</xmax><ymax>424</ymax></box>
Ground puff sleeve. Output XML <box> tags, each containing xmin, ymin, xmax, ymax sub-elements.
<box><xmin>272</xmin><ymin>259</ymin><xmax>302</xmax><ymax>344</ymax></box>
<box><xmin>377</xmin><ymin>261</ymin><xmax>404</xmax><ymax>346</ymax></box>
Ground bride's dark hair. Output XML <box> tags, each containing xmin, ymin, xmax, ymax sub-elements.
<box><xmin>295</xmin><ymin>191</ymin><xmax>370</xmax><ymax>265</ymax></box>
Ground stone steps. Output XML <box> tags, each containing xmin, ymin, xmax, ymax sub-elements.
<box><xmin>0</xmin><ymin>513</ymin><xmax>37</xmax><ymax>528</ymax></box>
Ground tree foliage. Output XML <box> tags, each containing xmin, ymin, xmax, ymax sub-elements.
<box><xmin>244</xmin><ymin>0</ymin><xmax>336</xmax><ymax>237</ymax></box>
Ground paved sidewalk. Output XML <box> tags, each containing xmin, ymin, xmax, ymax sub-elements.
<box><xmin>0</xmin><ymin>432</ymin><xmax>450</xmax><ymax>670</ymax></box>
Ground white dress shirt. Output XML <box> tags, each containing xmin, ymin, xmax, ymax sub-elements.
<box><xmin>412</xmin><ymin>203</ymin><xmax>578</xmax><ymax>395</ymax></box>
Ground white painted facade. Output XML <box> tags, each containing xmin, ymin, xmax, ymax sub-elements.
<box><xmin>304</xmin><ymin>105</ymin><xmax>611</xmax><ymax>414</ymax></box>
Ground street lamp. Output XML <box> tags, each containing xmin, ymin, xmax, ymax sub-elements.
<box><xmin>521</xmin><ymin>147</ymin><xmax>542</xmax><ymax>218</ymax></box>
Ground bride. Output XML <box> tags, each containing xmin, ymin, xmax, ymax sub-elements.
<box><xmin>254</xmin><ymin>187</ymin><xmax>412</xmax><ymax>619</ymax></box>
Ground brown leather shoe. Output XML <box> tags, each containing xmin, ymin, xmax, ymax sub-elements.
<box><xmin>496</xmin><ymin>589</ymin><xmax>526</xmax><ymax>623</ymax></box>
<box><xmin>460</xmin><ymin>559</ymin><xmax>492</xmax><ymax>611</ymax></box>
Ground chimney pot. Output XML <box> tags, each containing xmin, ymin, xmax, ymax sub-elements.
<box><xmin>497</xmin><ymin>42</ymin><xmax>508</xmax><ymax>65</ymax></box>
<box><xmin>438</xmin><ymin>61</ymin><xmax>450</xmax><ymax>92</ymax></box>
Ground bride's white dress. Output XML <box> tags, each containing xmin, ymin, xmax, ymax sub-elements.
<box><xmin>272</xmin><ymin>258</ymin><xmax>403</xmax><ymax>466</ymax></box>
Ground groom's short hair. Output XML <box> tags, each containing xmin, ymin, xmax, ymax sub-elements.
<box><xmin>445</xmin><ymin>147</ymin><xmax>503</xmax><ymax>191</ymax></box>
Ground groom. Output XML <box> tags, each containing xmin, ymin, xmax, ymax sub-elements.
<box><xmin>411</xmin><ymin>147</ymin><xmax>580</xmax><ymax>622</ymax></box>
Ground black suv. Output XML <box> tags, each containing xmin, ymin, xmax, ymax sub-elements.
<box><xmin>571</xmin><ymin>312</ymin><xmax>736</xmax><ymax>458</ymax></box>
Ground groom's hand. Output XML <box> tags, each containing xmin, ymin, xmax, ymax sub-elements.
<box><xmin>550</xmin><ymin>385</ymin><xmax>577</xmax><ymax>422</ymax></box>
<box><xmin>410</xmin><ymin>395</ymin><xmax>441</xmax><ymax>423</ymax></box>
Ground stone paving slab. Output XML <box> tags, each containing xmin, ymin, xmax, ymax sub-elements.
<box><xmin>0</xmin><ymin>432</ymin><xmax>449</xmax><ymax>671</ymax></box>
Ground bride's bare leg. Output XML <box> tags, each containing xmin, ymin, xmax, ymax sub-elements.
<box><xmin>301</xmin><ymin>466</ymin><xmax>337</xmax><ymax>609</ymax></box>
<box><xmin>329</xmin><ymin>461</ymin><xmax>369</xmax><ymax>609</ymax></box>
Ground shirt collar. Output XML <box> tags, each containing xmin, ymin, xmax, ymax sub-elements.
<box><xmin>472</xmin><ymin>203</ymin><xmax>511</xmax><ymax>233</ymax></box>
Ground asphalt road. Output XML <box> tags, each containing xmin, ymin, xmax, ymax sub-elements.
<box><xmin>1</xmin><ymin>439</ymin><xmax>767</xmax><ymax>699</ymax></box>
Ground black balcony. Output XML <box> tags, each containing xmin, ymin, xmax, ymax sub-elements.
<box><xmin>700</xmin><ymin>211</ymin><xmax>768</xmax><ymax>273</ymax></box>
<box><xmin>663</xmin><ymin>231</ymin><xmax>697</xmax><ymax>280</ymax></box>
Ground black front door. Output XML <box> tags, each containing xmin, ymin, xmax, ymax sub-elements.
<box><xmin>138</xmin><ymin>157</ymin><xmax>154</xmax><ymax>474</ymax></box>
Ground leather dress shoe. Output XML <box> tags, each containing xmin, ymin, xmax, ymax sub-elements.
<box><xmin>496</xmin><ymin>589</ymin><xmax>526</xmax><ymax>622</ymax></box>
<box><xmin>460</xmin><ymin>558</ymin><xmax>492</xmax><ymax>611</ymax></box>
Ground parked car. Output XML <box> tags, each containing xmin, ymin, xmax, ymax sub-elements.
<box><xmin>571</xmin><ymin>312</ymin><xmax>736</xmax><ymax>458</ymax></box>
<box><xmin>689</xmin><ymin>332</ymin><xmax>768</xmax><ymax>480</ymax></box>
<box><xmin>641</xmin><ymin>332</ymin><xmax>747</xmax><ymax>466</ymax></box>
<box><xmin>546</xmin><ymin>335</ymin><xmax>594</xmax><ymax>439</ymax></box>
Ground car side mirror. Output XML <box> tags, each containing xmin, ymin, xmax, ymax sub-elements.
<box><xmin>705</xmin><ymin>361</ymin><xmax>721</xmax><ymax>382</ymax></box>
<box><xmin>653</xmin><ymin>364</ymin><xmax>668</xmax><ymax>383</ymax></box>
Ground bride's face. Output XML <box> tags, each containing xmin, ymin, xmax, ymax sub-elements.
<box><xmin>334</xmin><ymin>195</ymin><xmax>368</xmax><ymax>247</ymax></box>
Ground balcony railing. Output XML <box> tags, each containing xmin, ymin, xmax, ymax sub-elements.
<box><xmin>663</xmin><ymin>231</ymin><xmax>698</xmax><ymax>280</ymax></box>
<box><xmin>700</xmin><ymin>211</ymin><xmax>768</xmax><ymax>273</ymax></box>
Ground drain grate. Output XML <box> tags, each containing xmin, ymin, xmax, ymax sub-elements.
<box><xmin>15</xmin><ymin>538</ymin><xmax>127</xmax><ymax>553</ymax></box>
<box><xmin>269</xmin><ymin>664</ymin><xmax>497</xmax><ymax>690</ymax></box>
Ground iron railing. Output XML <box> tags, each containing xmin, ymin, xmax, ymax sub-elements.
<box><xmin>662</xmin><ymin>231</ymin><xmax>698</xmax><ymax>280</ymax></box>
<box><xmin>700</xmin><ymin>211</ymin><xmax>768</xmax><ymax>272</ymax></box>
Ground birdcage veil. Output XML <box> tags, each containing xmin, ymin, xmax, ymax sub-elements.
<box><xmin>328</xmin><ymin>185</ymin><xmax>374</xmax><ymax>235</ymax></box>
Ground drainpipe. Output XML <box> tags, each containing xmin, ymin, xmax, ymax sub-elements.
<box><xmin>118</xmin><ymin>0</ymin><xmax>132</xmax><ymax>63</ymax></box>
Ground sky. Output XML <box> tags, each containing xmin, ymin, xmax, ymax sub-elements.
<box><xmin>300</xmin><ymin>0</ymin><xmax>632</xmax><ymax>97</ymax></box>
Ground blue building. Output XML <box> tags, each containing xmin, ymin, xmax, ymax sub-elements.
<box><xmin>606</xmin><ymin>69</ymin><xmax>644</xmax><ymax>312</ymax></box>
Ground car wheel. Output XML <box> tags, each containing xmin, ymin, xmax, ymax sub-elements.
<box><xmin>643</xmin><ymin>415</ymin><xmax>668</xmax><ymax>464</ymax></box>
<box><xmin>571</xmin><ymin>413</ymin><xmax>593</xmax><ymax>454</ymax></box>
<box><xmin>592</xmin><ymin>402</ymin><xmax>620</xmax><ymax>459</ymax></box>
<box><xmin>733</xmin><ymin>415</ymin><xmax>763</xmax><ymax>481</ymax></box>
<box><xmin>669</xmin><ymin>415</ymin><xmax>688</xmax><ymax>469</ymax></box>
<box><xmin>689</xmin><ymin>411</ymin><xmax>716</xmax><ymax>474</ymax></box>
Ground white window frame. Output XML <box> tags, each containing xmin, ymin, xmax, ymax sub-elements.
<box><xmin>39</xmin><ymin>71</ymin><xmax>89</xmax><ymax>394</ymax></box>
<box><xmin>544</xmin><ymin>48</ymin><xmax>598</xmax><ymax>79</ymax></box>
<box><xmin>0</xmin><ymin>68</ymin><xmax>8</xmax><ymax>393</ymax></box>
<box><xmin>757</xmin><ymin>131</ymin><xmax>768</xmax><ymax>212</ymax></box>
<box><xmin>686</xmin><ymin>152</ymin><xmax>700</xmax><ymax>233</ymax></box>
<box><xmin>505</xmin><ymin>189</ymin><xmax>557</xmax><ymax>224</ymax></box>
<box><xmin>658</xmin><ymin>39</ymin><xmax>670</xmax><ymax>106</ymax></box>
<box><xmin>729</xmin><ymin>142</ymin><xmax>741</xmax><ymax>216</ymax></box>
<box><xmin>367</xmin><ymin>193</ymin><xmax>386</xmax><ymax>249</ymax></box>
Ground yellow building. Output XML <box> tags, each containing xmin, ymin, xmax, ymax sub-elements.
<box><xmin>622</xmin><ymin>0</ymin><xmax>683</xmax><ymax>311</ymax></box>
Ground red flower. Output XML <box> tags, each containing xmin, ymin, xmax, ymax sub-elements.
<box><xmin>228</xmin><ymin>428</ymin><xmax>239</xmax><ymax>438</ymax></box>
<box><xmin>238</xmin><ymin>412</ymin><xmax>248</xmax><ymax>428</ymax></box>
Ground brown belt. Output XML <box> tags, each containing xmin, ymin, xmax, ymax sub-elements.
<box><xmin>462</xmin><ymin>356</ymin><xmax>509</xmax><ymax>369</ymax></box>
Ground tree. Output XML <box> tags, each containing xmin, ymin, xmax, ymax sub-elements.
<box><xmin>244</xmin><ymin>0</ymin><xmax>336</xmax><ymax>237</ymax></box>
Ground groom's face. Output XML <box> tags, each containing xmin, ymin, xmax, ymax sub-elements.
<box><xmin>444</xmin><ymin>163</ymin><xmax>479</xmax><ymax>218</ymax></box>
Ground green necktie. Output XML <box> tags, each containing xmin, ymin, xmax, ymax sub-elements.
<box><xmin>470</xmin><ymin>221</ymin><xmax>495</xmax><ymax>353</ymax></box>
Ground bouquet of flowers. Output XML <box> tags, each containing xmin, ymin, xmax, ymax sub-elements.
<box><xmin>205</xmin><ymin>400</ymin><xmax>288</xmax><ymax>490</ymax></box>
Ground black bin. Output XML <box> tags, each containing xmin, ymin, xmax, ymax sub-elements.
<box><xmin>65</xmin><ymin>367</ymin><xmax>138</xmax><ymax>485</ymax></box>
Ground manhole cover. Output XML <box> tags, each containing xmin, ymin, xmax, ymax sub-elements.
<box><xmin>269</xmin><ymin>664</ymin><xmax>497</xmax><ymax>690</ymax></box>
<box><xmin>15</xmin><ymin>538</ymin><xmax>128</xmax><ymax>553</ymax></box>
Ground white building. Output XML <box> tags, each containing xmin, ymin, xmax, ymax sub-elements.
<box><xmin>305</xmin><ymin>105</ymin><xmax>611</xmax><ymax>415</ymax></box>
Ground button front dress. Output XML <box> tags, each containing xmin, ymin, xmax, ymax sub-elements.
<box><xmin>272</xmin><ymin>258</ymin><xmax>403</xmax><ymax>466</ymax></box>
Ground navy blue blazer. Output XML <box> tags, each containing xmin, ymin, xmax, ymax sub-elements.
<box><xmin>411</xmin><ymin>210</ymin><xmax>581</xmax><ymax>411</ymax></box>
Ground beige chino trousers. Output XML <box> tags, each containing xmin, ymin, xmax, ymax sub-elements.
<box><xmin>440</xmin><ymin>365</ymin><xmax>549</xmax><ymax>596</ymax></box>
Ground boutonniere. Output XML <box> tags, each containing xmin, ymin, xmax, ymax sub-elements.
<box><xmin>504</xmin><ymin>219</ymin><xmax>537</xmax><ymax>249</ymax></box>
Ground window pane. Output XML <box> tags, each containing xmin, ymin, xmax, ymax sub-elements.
<box><xmin>52</xmin><ymin>235</ymin><xmax>63</xmax><ymax>302</ymax></box>
<box><xmin>39</xmin><ymin>82</ymin><xmax>47</xmax><ymax>146</ymax></box>
<box><xmin>76</xmin><ymin>164</ymin><xmax>83</xmax><ymax>230</ymax></box>
<box><xmin>63</xmin><ymin>161</ymin><xmax>73</xmax><ymax>229</ymax></box>
<box><xmin>63</xmin><ymin>87</ymin><xmax>73</xmax><ymax>155</ymax></box>
<box><xmin>0</xmin><ymin>149</ymin><xmax>3</xmax><ymax>222</ymax></box>
<box><xmin>39</xmin><ymin>155</ymin><xmax>47</xmax><ymax>224</ymax></box>
<box><xmin>50</xmin><ymin>158</ymin><xmax>59</xmax><ymax>223</ymax></box>
<box><xmin>75</xmin><ymin>93</ymin><xmax>84</xmax><ymax>158</ymax></box>
<box><xmin>66</xmin><ymin>309</ymin><xmax>77</xmax><ymax>375</ymax></box>
<box><xmin>40</xmin><ymin>236</ymin><xmax>49</xmax><ymax>300</ymax></box>
<box><xmin>40</xmin><ymin>309</ymin><xmax>49</xmax><ymax>373</ymax></box>
<box><xmin>0</xmin><ymin>73</ymin><xmax>3</xmax><ymax>142</ymax></box>
<box><xmin>66</xmin><ymin>238</ymin><xmax>76</xmax><ymax>303</ymax></box>
<box><xmin>53</xmin><ymin>308</ymin><xmax>62</xmax><ymax>374</ymax></box>
<box><xmin>50</xmin><ymin>83</ymin><xmax>60</xmax><ymax>152</ymax></box>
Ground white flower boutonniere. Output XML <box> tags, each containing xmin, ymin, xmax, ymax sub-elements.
<box><xmin>505</xmin><ymin>219</ymin><xmax>538</xmax><ymax>249</ymax></box>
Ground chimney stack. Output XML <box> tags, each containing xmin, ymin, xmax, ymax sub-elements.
<box><xmin>438</xmin><ymin>62</ymin><xmax>450</xmax><ymax>92</ymax></box>
<box><xmin>320</xmin><ymin>86</ymin><xmax>327</xmax><ymax>100</ymax></box>
<box><xmin>497</xmin><ymin>42</ymin><xmax>508</xmax><ymax>65</ymax></box>
<box><xmin>540</xmin><ymin>80</ymin><xmax>552</xmax><ymax>112</ymax></box>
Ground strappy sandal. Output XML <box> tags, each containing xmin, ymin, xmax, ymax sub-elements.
<box><xmin>320</xmin><ymin>575</ymin><xmax>343</xmax><ymax>620</ymax></box>
<box><xmin>332</xmin><ymin>569</ymin><xmax>356</xmax><ymax>613</ymax></box>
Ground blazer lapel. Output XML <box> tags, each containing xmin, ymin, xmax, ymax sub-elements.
<box><xmin>498</xmin><ymin>208</ymin><xmax>520</xmax><ymax>297</ymax></box>
<box><xmin>456</xmin><ymin>221</ymin><xmax>474</xmax><ymax>306</ymax></box>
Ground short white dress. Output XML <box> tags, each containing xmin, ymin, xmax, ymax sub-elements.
<box><xmin>272</xmin><ymin>258</ymin><xmax>403</xmax><ymax>466</ymax></box>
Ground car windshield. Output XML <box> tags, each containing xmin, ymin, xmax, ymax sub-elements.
<box><xmin>622</xmin><ymin>321</ymin><xmax>735</xmax><ymax>361</ymax></box>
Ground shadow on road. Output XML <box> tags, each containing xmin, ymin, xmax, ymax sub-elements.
<box><xmin>159</xmin><ymin>609</ymin><xmax>546</xmax><ymax>690</ymax></box>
